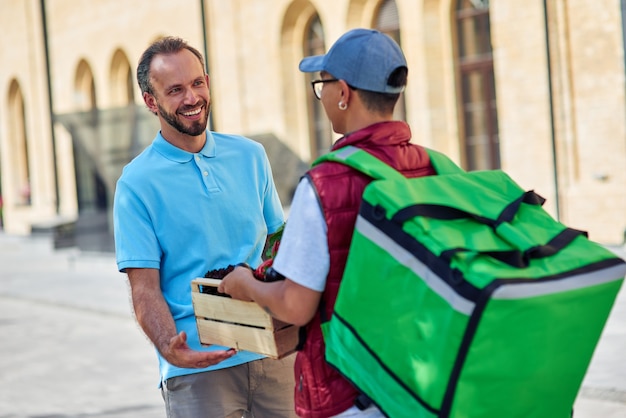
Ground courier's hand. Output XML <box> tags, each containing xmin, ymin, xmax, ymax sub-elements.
<box><xmin>218</xmin><ymin>265</ymin><xmax>255</xmax><ymax>301</ymax></box>
<box><xmin>162</xmin><ymin>331</ymin><xmax>236</xmax><ymax>369</ymax></box>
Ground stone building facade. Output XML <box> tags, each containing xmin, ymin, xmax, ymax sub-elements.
<box><xmin>0</xmin><ymin>0</ymin><xmax>625</xmax><ymax>248</ymax></box>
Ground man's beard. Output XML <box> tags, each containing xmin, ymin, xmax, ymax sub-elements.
<box><xmin>158</xmin><ymin>101</ymin><xmax>210</xmax><ymax>136</ymax></box>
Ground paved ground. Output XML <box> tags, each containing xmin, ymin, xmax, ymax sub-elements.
<box><xmin>0</xmin><ymin>232</ymin><xmax>624</xmax><ymax>417</ymax></box>
<box><xmin>0</xmin><ymin>233</ymin><xmax>164</xmax><ymax>418</ymax></box>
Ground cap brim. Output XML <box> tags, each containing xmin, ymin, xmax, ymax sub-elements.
<box><xmin>299</xmin><ymin>55</ymin><xmax>326</xmax><ymax>73</ymax></box>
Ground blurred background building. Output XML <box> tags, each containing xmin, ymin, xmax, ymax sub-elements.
<box><xmin>0</xmin><ymin>0</ymin><xmax>625</xmax><ymax>252</ymax></box>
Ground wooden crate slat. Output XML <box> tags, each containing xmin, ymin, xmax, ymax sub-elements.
<box><xmin>192</xmin><ymin>277</ymin><xmax>222</xmax><ymax>291</ymax></box>
<box><xmin>192</xmin><ymin>288</ymin><xmax>274</xmax><ymax>329</ymax></box>
<box><xmin>197</xmin><ymin>318</ymin><xmax>285</xmax><ymax>358</ymax></box>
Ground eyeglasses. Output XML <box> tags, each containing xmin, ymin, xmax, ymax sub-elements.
<box><xmin>311</xmin><ymin>78</ymin><xmax>339</xmax><ymax>100</ymax></box>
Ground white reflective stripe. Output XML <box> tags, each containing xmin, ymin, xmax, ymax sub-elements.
<box><xmin>356</xmin><ymin>216</ymin><xmax>476</xmax><ymax>315</ymax></box>
<box><xmin>492</xmin><ymin>263</ymin><xmax>626</xmax><ymax>300</ymax></box>
<box><xmin>334</xmin><ymin>146</ymin><xmax>359</xmax><ymax>160</ymax></box>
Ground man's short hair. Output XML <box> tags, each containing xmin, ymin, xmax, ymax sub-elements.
<box><xmin>136</xmin><ymin>36</ymin><xmax>205</xmax><ymax>95</ymax></box>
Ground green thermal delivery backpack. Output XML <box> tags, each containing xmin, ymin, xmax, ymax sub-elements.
<box><xmin>313</xmin><ymin>146</ymin><xmax>626</xmax><ymax>418</ymax></box>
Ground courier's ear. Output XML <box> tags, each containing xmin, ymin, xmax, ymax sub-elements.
<box><xmin>338</xmin><ymin>79</ymin><xmax>353</xmax><ymax>105</ymax></box>
<box><xmin>143</xmin><ymin>92</ymin><xmax>158</xmax><ymax>115</ymax></box>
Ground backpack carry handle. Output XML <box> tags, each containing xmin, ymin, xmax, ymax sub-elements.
<box><xmin>440</xmin><ymin>227</ymin><xmax>587</xmax><ymax>268</ymax></box>
<box><xmin>392</xmin><ymin>190</ymin><xmax>546</xmax><ymax>226</ymax></box>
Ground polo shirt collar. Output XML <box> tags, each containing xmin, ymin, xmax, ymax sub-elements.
<box><xmin>153</xmin><ymin>130</ymin><xmax>216</xmax><ymax>163</ymax></box>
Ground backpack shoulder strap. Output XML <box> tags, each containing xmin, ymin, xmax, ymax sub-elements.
<box><xmin>312</xmin><ymin>145</ymin><xmax>404</xmax><ymax>181</ymax></box>
<box><xmin>313</xmin><ymin>145</ymin><xmax>464</xmax><ymax>178</ymax></box>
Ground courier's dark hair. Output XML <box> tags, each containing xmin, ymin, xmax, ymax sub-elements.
<box><xmin>136</xmin><ymin>36</ymin><xmax>205</xmax><ymax>95</ymax></box>
<box><xmin>357</xmin><ymin>66</ymin><xmax>408</xmax><ymax>114</ymax></box>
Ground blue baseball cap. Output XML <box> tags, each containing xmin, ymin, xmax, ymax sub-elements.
<box><xmin>299</xmin><ymin>28</ymin><xmax>407</xmax><ymax>94</ymax></box>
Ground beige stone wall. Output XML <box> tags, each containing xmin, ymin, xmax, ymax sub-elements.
<box><xmin>0</xmin><ymin>0</ymin><xmax>625</xmax><ymax>243</ymax></box>
<box><xmin>0</xmin><ymin>0</ymin><xmax>55</xmax><ymax>234</ymax></box>
<box><xmin>554</xmin><ymin>0</ymin><xmax>626</xmax><ymax>244</ymax></box>
<box><xmin>206</xmin><ymin>0</ymin><xmax>294</xmax><ymax>140</ymax></box>
<box><xmin>490</xmin><ymin>1</ymin><xmax>558</xmax><ymax>214</ymax></box>
<box><xmin>491</xmin><ymin>0</ymin><xmax>626</xmax><ymax>243</ymax></box>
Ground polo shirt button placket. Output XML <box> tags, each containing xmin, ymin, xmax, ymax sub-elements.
<box><xmin>195</xmin><ymin>154</ymin><xmax>217</xmax><ymax>192</ymax></box>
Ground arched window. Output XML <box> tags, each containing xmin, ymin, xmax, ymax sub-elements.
<box><xmin>374</xmin><ymin>0</ymin><xmax>406</xmax><ymax>121</ymax></box>
<box><xmin>73</xmin><ymin>60</ymin><xmax>105</xmax><ymax>211</ymax></box>
<box><xmin>7</xmin><ymin>80</ymin><xmax>31</xmax><ymax>206</ymax></box>
<box><xmin>75</xmin><ymin>59</ymin><xmax>97</xmax><ymax>111</ymax></box>
<box><xmin>455</xmin><ymin>0</ymin><xmax>500</xmax><ymax>170</ymax></box>
<box><xmin>304</xmin><ymin>15</ymin><xmax>332</xmax><ymax>160</ymax></box>
<box><xmin>110</xmin><ymin>49</ymin><xmax>134</xmax><ymax>106</ymax></box>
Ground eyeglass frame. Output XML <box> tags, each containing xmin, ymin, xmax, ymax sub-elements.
<box><xmin>310</xmin><ymin>78</ymin><xmax>340</xmax><ymax>100</ymax></box>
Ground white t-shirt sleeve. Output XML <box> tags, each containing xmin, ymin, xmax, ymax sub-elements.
<box><xmin>272</xmin><ymin>177</ymin><xmax>329</xmax><ymax>292</ymax></box>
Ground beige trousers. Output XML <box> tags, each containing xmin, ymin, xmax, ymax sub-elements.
<box><xmin>161</xmin><ymin>354</ymin><xmax>297</xmax><ymax>418</ymax></box>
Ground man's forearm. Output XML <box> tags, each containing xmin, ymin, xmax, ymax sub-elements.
<box><xmin>127</xmin><ymin>269</ymin><xmax>177</xmax><ymax>355</ymax></box>
<box><xmin>126</xmin><ymin>268</ymin><xmax>237</xmax><ymax>369</ymax></box>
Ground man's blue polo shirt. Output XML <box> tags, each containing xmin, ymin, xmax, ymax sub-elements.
<box><xmin>113</xmin><ymin>130</ymin><xmax>284</xmax><ymax>382</ymax></box>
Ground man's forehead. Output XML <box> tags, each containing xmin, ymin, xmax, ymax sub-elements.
<box><xmin>150</xmin><ymin>51</ymin><xmax>204</xmax><ymax>85</ymax></box>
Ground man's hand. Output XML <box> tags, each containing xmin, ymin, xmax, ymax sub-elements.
<box><xmin>163</xmin><ymin>331</ymin><xmax>236</xmax><ymax>369</ymax></box>
<box><xmin>218</xmin><ymin>265</ymin><xmax>255</xmax><ymax>301</ymax></box>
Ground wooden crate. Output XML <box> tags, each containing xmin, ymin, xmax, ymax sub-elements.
<box><xmin>191</xmin><ymin>278</ymin><xmax>298</xmax><ymax>359</ymax></box>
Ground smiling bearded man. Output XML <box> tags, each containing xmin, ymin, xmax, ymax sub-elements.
<box><xmin>113</xmin><ymin>36</ymin><xmax>296</xmax><ymax>418</ymax></box>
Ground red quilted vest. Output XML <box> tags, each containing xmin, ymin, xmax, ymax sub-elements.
<box><xmin>294</xmin><ymin>121</ymin><xmax>436</xmax><ymax>418</ymax></box>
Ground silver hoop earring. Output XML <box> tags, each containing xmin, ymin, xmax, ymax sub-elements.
<box><xmin>338</xmin><ymin>102</ymin><xmax>347</xmax><ymax>110</ymax></box>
